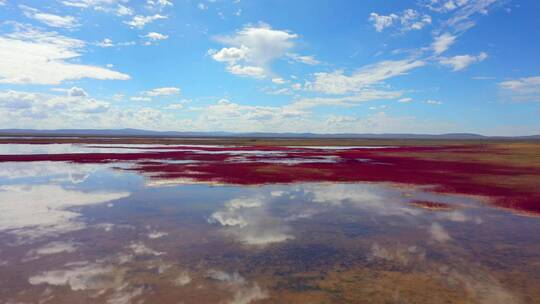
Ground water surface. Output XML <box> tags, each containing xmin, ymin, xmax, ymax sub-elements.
<box><xmin>1</xmin><ymin>143</ymin><xmax>539</xmax><ymax>303</ymax></box>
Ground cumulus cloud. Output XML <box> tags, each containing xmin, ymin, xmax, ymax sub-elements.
<box><xmin>0</xmin><ymin>90</ymin><xmax>111</xmax><ymax>118</ymax></box>
<box><xmin>369</xmin><ymin>12</ymin><xmax>398</xmax><ymax>32</ymax></box>
<box><xmin>144</xmin><ymin>32</ymin><xmax>169</xmax><ymax>41</ymax></box>
<box><xmin>147</xmin><ymin>0</ymin><xmax>173</xmax><ymax>9</ymax></box>
<box><xmin>209</xmin><ymin>24</ymin><xmax>299</xmax><ymax>79</ymax></box>
<box><xmin>192</xmin><ymin>98</ymin><xmax>306</xmax><ymax>132</ymax></box>
<box><xmin>0</xmin><ymin>89</ymin><xmax>185</xmax><ymax>131</ymax></box>
<box><xmin>20</xmin><ymin>5</ymin><xmax>79</xmax><ymax>28</ymax></box>
<box><xmin>369</xmin><ymin>9</ymin><xmax>431</xmax><ymax>32</ymax></box>
<box><xmin>0</xmin><ymin>26</ymin><xmax>130</xmax><ymax>85</ymax></box>
<box><xmin>116</xmin><ymin>4</ymin><xmax>133</xmax><ymax>16</ymax></box>
<box><xmin>97</xmin><ymin>38</ymin><xmax>114</xmax><ymax>47</ymax></box>
<box><xmin>68</xmin><ymin>87</ymin><xmax>88</xmax><ymax>97</ymax></box>
<box><xmin>306</xmin><ymin>59</ymin><xmax>425</xmax><ymax>95</ymax></box>
<box><xmin>439</xmin><ymin>52</ymin><xmax>487</xmax><ymax>71</ymax></box>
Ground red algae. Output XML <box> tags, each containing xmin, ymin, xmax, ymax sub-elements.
<box><xmin>1</xmin><ymin>144</ymin><xmax>539</xmax><ymax>215</ymax></box>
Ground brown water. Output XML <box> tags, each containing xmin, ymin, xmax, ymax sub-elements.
<box><xmin>1</xmin><ymin>144</ymin><xmax>540</xmax><ymax>303</ymax></box>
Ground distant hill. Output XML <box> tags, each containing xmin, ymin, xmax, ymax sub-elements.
<box><xmin>0</xmin><ymin>129</ymin><xmax>538</xmax><ymax>140</ymax></box>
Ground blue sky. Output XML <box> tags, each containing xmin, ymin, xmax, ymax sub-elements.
<box><xmin>0</xmin><ymin>0</ymin><xmax>539</xmax><ymax>135</ymax></box>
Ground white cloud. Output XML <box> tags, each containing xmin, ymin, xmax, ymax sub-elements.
<box><xmin>143</xmin><ymin>87</ymin><xmax>180</xmax><ymax>96</ymax></box>
<box><xmin>500</xmin><ymin>76</ymin><xmax>540</xmax><ymax>93</ymax></box>
<box><xmin>439</xmin><ymin>52</ymin><xmax>487</xmax><ymax>71</ymax></box>
<box><xmin>20</xmin><ymin>5</ymin><xmax>79</xmax><ymax>29</ymax></box>
<box><xmin>0</xmin><ymin>90</ymin><xmax>185</xmax><ymax>131</ymax></box>
<box><xmin>426</xmin><ymin>0</ymin><xmax>470</xmax><ymax>12</ymax></box>
<box><xmin>210</xmin><ymin>24</ymin><xmax>298</xmax><ymax>79</ymax></box>
<box><xmin>271</xmin><ymin>77</ymin><xmax>286</xmax><ymax>84</ymax></box>
<box><xmin>116</xmin><ymin>4</ymin><xmax>133</xmax><ymax>16</ymax></box>
<box><xmin>147</xmin><ymin>0</ymin><xmax>173</xmax><ymax>9</ymax></box>
<box><xmin>97</xmin><ymin>38</ymin><xmax>114</xmax><ymax>47</ymax></box>
<box><xmin>130</xmin><ymin>96</ymin><xmax>152</xmax><ymax>101</ymax></box>
<box><xmin>96</xmin><ymin>38</ymin><xmax>135</xmax><ymax>48</ymax></box>
<box><xmin>144</xmin><ymin>32</ymin><xmax>169</xmax><ymax>41</ymax></box>
<box><xmin>306</xmin><ymin>59</ymin><xmax>425</xmax><ymax>94</ymax></box>
<box><xmin>164</xmin><ymin>103</ymin><xmax>184</xmax><ymax>110</ymax></box>
<box><xmin>499</xmin><ymin>76</ymin><xmax>540</xmax><ymax>102</ymax></box>
<box><xmin>0</xmin><ymin>27</ymin><xmax>129</xmax><ymax>85</ymax></box>
<box><xmin>398</xmin><ymin>97</ymin><xmax>413</xmax><ymax>103</ymax></box>
<box><xmin>210</xmin><ymin>46</ymin><xmax>250</xmax><ymax>63</ymax></box>
<box><xmin>287</xmin><ymin>90</ymin><xmax>402</xmax><ymax>110</ymax></box>
<box><xmin>369</xmin><ymin>9</ymin><xmax>431</xmax><ymax>32</ymax></box>
<box><xmin>197</xmin><ymin>98</ymin><xmax>303</xmax><ymax>128</ymax></box>
<box><xmin>286</xmin><ymin>53</ymin><xmax>321</xmax><ymax>65</ymax></box>
<box><xmin>227</xmin><ymin>65</ymin><xmax>266</xmax><ymax>78</ymax></box>
<box><xmin>443</xmin><ymin>0</ymin><xmax>498</xmax><ymax>32</ymax></box>
<box><xmin>432</xmin><ymin>33</ymin><xmax>456</xmax><ymax>54</ymax></box>
<box><xmin>0</xmin><ymin>90</ymin><xmax>111</xmax><ymax>115</ymax></box>
<box><xmin>68</xmin><ymin>87</ymin><xmax>88</xmax><ymax>97</ymax></box>
<box><xmin>400</xmin><ymin>9</ymin><xmax>432</xmax><ymax>31</ymax></box>
<box><xmin>369</xmin><ymin>12</ymin><xmax>398</xmax><ymax>32</ymax></box>
<box><xmin>425</xmin><ymin>99</ymin><xmax>443</xmax><ymax>105</ymax></box>
<box><xmin>125</xmin><ymin>14</ymin><xmax>167</xmax><ymax>28</ymax></box>
<box><xmin>61</xmin><ymin>0</ymin><xmax>127</xmax><ymax>11</ymax></box>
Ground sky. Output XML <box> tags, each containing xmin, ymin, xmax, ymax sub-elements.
<box><xmin>0</xmin><ymin>0</ymin><xmax>539</xmax><ymax>135</ymax></box>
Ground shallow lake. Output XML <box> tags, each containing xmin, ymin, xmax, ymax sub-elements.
<box><xmin>1</xmin><ymin>143</ymin><xmax>539</xmax><ymax>303</ymax></box>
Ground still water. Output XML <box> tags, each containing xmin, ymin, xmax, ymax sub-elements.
<box><xmin>1</xmin><ymin>144</ymin><xmax>539</xmax><ymax>303</ymax></box>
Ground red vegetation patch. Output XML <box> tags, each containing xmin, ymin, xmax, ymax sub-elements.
<box><xmin>409</xmin><ymin>200</ymin><xmax>454</xmax><ymax>211</ymax></box>
<box><xmin>1</xmin><ymin>144</ymin><xmax>539</xmax><ymax>215</ymax></box>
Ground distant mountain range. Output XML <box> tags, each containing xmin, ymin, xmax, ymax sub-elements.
<box><xmin>0</xmin><ymin>128</ymin><xmax>539</xmax><ymax>140</ymax></box>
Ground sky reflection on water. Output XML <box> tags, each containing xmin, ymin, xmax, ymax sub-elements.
<box><xmin>1</xmin><ymin>144</ymin><xmax>540</xmax><ymax>303</ymax></box>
